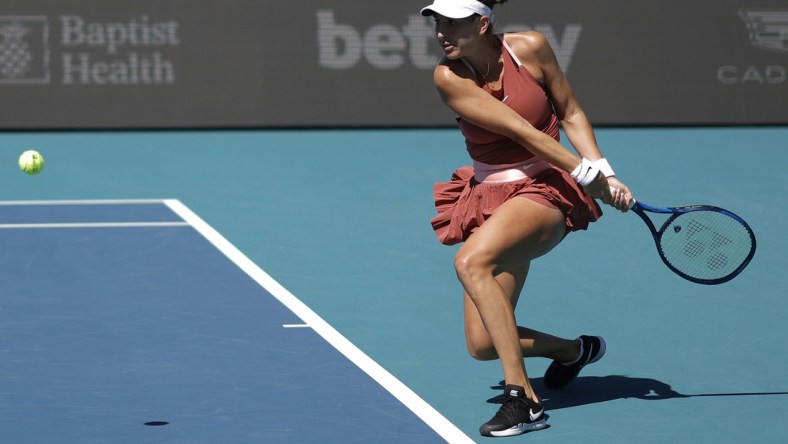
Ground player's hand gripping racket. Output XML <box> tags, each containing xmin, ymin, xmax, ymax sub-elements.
<box><xmin>629</xmin><ymin>199</ymin><xmax>756</xmax><ymax>285</ymax></box>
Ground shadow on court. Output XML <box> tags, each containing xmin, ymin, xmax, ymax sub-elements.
<box><xmin>486</xmin><ymin>376</ymin><xmax>788</xmax><ymax>410</ymax></box>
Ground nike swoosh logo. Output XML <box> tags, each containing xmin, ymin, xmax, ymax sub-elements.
<box><xmin>584</xmin><ymin>342</ymin><xmax>595</xmax><ymax>365</ymax></box>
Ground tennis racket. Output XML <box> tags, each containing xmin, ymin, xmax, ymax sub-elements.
<box><xmin>629</xmin><ymin>200</ymin><xmax>756</xmax><ymax>285</ymax></box>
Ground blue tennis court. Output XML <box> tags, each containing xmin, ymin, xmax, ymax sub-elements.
<box><xmin>0</xmin><ymin>199</ymin><xmax>465</xmax><ymax>443</ymax></box>
<box><xmin>1</xmin><ymin>127</ymin><xmax>787</xmax><ymax>442</ymax></box>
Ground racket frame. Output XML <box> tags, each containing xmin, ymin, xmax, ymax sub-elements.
<box><xmin>630</xmin><ymin>200</ymin><xmax>756</xmax><ymax>285</ymax></box>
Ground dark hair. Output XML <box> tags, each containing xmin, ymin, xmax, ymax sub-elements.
<box><xmin>478</xmin><ymin>0</ymin><xmax>507</xmax><ymax>34</ymax></box>
<box><xmin>479</xmin><ymin>0</ymin><xmax>508</xmax><ymax>8</ymax></box>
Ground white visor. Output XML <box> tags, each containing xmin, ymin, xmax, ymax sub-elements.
<box><xmin>420</xmin><ymin>0</ymin><xmax>493</xmax><ymax>20</ymax></box>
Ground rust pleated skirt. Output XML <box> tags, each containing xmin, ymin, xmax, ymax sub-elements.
<box><xmin>430</xmin><ymin>164</ymin><xmax>603</xmax><ymax>246</ymax></box>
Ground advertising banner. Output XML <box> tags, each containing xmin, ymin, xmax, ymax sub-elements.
<box><xmin>0</xmin><ymin>0</ymin><xmax>786</xmax><ymax>128</ymax></box>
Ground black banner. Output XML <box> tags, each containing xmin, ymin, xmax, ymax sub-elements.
<box><xmin>0</xmin><ymin>0</ymin><xmax>786</xmax><ymax>128</ymax></box>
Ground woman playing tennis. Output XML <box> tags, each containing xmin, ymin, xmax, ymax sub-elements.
<box><xmin>421</xmin><ymin>0</ymin><xmax>633</xmax><ymax>437</ymax></box>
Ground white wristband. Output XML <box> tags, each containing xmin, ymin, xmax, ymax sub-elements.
<box><xmin>593</xmin><ymin>158</ymin><xmax>615</xmax><ymax>177</ymax></box>
<box><xmin>569</xmin><ymin>158</ymin><xmax>600</xmax><ymax>186</ymax></box>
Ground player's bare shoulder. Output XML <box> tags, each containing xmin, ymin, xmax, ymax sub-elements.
<box><xmin>502</xmin><ymin>31</ymin><xmax>558</xmax><ymax>82</ymax></box>
<box><xmin>434</xmin><ymin>56</ymin><xmax>475</xmax><ymax>86</ymax></box>
<box><xmin>503</xmin><ymin>31</ymin><xmax>554</xmax><ymax>64</ymax></box>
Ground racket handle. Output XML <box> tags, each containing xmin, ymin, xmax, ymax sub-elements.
<box><xmin>610</xmin><ymin>186</ymin><xmax>636</xmax><ymax>209</ymax></box>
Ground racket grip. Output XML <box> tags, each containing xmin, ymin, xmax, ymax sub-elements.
<box><xmin>610</xmin><ymin>186</ymin><xmax>636</xmax><ymax>209</ymax></box>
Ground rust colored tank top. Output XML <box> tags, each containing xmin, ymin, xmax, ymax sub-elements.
<box><xmin>457</xmin><ymin>34</ymin><xmax>560</xmax><ymax>165</ymax></box>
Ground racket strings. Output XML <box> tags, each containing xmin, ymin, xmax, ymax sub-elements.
<box><xmin>659</xmin><ymin>211</ymin><xmax>753</xmax><ymax>281</ymax></box>
<box><xmin>684</xmin><ymin>219</ymin><xmax>707</xmax><ymax>238</ymax></box>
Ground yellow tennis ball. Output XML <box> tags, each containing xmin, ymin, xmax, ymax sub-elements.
<box><xmin>19</xmin><ymin>150</ymin><xmax>45</xmax><ymax>175</ymax></box>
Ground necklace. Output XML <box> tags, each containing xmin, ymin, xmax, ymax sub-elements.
<box><xmin>482</xmin><ymin>53</ymin><xmax>502</xmax><ymax>87</ymax></box>
<box><xmin>479</xmin><ymin>37</ymin><xmax>504</xmax><ymax>86</ymax></box>
<box><xmin>483</xmin><ymin>61</ymin><xmax>492</xmax><ymax>81</ymax></box>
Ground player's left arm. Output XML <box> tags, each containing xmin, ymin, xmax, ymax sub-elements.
<box><xmin>512</xmin><ymin>32</ymin><xmax>632</xmax><ymax>210</ymax></box>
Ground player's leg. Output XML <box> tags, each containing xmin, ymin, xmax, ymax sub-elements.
<box><xmin>463</xmin><ymin>265</ymin><xmax>581</xmax><ymax>363</ymax></box>
<box><xmin>454</xmin><ymin>196</ymin><xmax>566</xmax><ymax>399</ymax></box>
<box><xmin>461</xmin><ymin>229</ymin><xmax>605</xmax><ymax>391</ymax></box>
<box><xmin>457</xmin><ymin>197</ymin><xmax>570</xmax><ymax>437</ymax></box>
<box><xmin>463</xmin><ymin>265</ymin><xmax>528</xmax><ymax>361</ymax></box>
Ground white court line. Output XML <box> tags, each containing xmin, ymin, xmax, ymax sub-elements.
<box><xmin>0</xmin><ymin>199</ymin><xmax>168</xmax><ymax>206</ymax></box>
<box><xmin>0</xmin><ymin>199</ymin><xmax>188</xmax><ymax>230</ymax></box>
<box><xmin>164</xmin><ymin>199</ymin><xmax>474</xmax><ymax>444</ymax></box>
<box><xmin>0</xmin><ymin>222</ymin><xmax>189</xmax><ymax>229</ymax></box>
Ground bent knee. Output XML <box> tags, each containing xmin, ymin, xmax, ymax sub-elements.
<box><xmin>454</xmin><ymin>249</ymin><xmax>494</xmax><ymax>284</ymax></box>
<box><xmin>466</xmin><ymin>336</ymin><xmax>498</xmax><ymax>361</ymax></box>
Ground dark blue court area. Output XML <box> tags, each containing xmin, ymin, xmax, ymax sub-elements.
<box><xmin>0</xmin><ymin>200</ymin><xmax>464</xmax><ymax>443</ymax></box>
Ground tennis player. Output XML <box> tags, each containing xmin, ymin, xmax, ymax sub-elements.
<box><xmin>421</xmin><ymin>0</ymin><xmax>633</xmax><ymax>437</ymax></box>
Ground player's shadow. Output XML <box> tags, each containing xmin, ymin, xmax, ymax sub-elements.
<box><xmin>487</xmin><ymin>376</ymin><xmax>788</xmax><ymax>410</ymax></box>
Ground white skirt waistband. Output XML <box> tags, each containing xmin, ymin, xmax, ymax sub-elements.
<box><xmin>473</xmin><ymin>159</ymin><xmax>551</xmax><ymax>183</ymax></box>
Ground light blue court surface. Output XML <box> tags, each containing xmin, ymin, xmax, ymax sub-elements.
<box><xmin>1</xmin><ymin>127</ymin><xmax>787</xmax><ymax>443</ymax></box>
